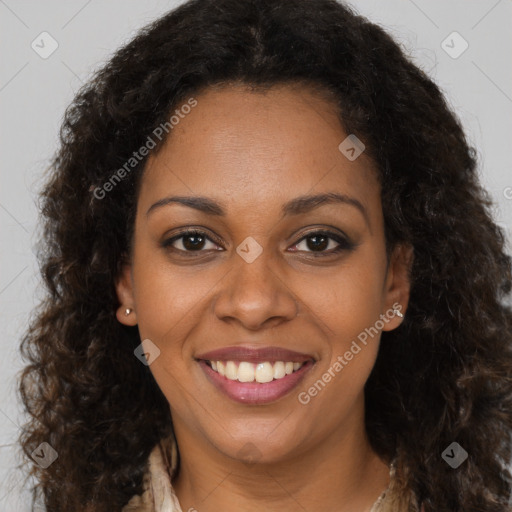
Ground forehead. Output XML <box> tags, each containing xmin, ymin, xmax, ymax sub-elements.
<box><xmin>139</xmin><ymin>84</ymin><xmax>381</xmax><ymax>221</ymax></box>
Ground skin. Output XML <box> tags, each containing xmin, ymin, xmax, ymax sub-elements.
<box><xmin>116</xmin><ymin>83</ymin><xmax>414</xmax><ymax>512</ymax></box>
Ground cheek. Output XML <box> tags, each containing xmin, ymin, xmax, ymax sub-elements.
<box><xmin>295</xmin><ymin>268</ymin><xmax>383</xmax><ymax>420</ymax></box>
<box><xmin>132</xmin><ymin>248</ymin><xmax>214</xmax><ymax>343</ymax></box>
<box><xmin>130</xmin><ymin>254</ymin><xmax>212</xmax><ymax>410</ymax></box>
<box><xmin>298</xmin><ymin>252</ymin><xmax>386</xmax><ymax>341</ymax></box>
<box><xmin>301</xmin><ymin>252</ymin><xmax>386</xmax><ymax>397</ymax></box>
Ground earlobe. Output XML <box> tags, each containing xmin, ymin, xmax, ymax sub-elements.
<box><xmin>114</xmin><ymin>263</ymin><xmax>137</xmax><ymax>326</ymax></box>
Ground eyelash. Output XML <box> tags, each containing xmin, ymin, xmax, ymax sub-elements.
<box><xmin>161</xmin><ymin>228</ymin><xmax>355</xmax><ymax>257</ymax></box>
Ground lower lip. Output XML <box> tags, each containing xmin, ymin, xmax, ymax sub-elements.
<box><xmin>198</xmin><ymin>360</ymin><xmax>314</xmax><ymax>405</ymax></box>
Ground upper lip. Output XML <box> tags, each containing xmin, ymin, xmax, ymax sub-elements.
<box><xmin>196</xmin><ymin>345</ymin><xmax>315</xmax><ymax>364</ymax></box>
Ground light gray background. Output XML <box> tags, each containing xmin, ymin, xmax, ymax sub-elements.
<box><xmin>1</xmin><ymin>0</ymin><xmax>511</xmax><ymax>510</ymax></box>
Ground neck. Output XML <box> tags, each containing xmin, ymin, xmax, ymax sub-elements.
<box><xmin>171</xmin><ymin>413</ymin><xmax>390</xmax><ymax>512</ymax></box>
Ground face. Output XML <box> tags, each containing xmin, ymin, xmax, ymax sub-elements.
<box><xmin>116</xmin><ymin>83</ymin><xmax>413</xmax><ymax>465</ymax></box>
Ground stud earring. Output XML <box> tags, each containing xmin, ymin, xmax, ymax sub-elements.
<box><xmin>125</xmin><ymin>308</ymin><xmax>133</xmax><ymax>316</ymax></box>
<box><xmin>393</xmin><ymin>308</ymin><xmax>404</xmax><ymax>318</ymax></box>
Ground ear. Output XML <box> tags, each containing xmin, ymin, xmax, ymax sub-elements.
<box><xmin>381</xmin><ymin>242</ymin><xmax>414</xmax><ymax>332</ymax></box>
<box><xmin>115</xmin><ymin>262</ymin><xmax>138</xmax><ymax>326</ymax></box>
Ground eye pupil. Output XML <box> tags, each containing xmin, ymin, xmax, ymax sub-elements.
<box><xmin>307</xmin><ymin>235</ymin><xmax>328</xmax><ymax>251</ymax></box>
<box><xmin>183</xmin><ymin>233</ymin><xmax>205</xmax><ymax>250</ymax></box>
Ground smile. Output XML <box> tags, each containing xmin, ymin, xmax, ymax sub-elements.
<box><xmin>195</xmin><ymin>345</ymin><xmax>316</xmax><ymax>405</ymax></box>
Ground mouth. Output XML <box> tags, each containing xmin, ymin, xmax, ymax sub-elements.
<box><xmin>195</xmin><ymin>346</ymin><xmax>316</xmax><ymax>405</ymax></box>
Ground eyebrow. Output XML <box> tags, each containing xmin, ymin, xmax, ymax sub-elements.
<box><xmin>146</xmin><ymin>192</ymin><xmax>370</xmax><ymax>227</ymax></box>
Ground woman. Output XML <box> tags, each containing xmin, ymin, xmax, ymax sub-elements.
<box><xmin>19</xmin><ymin>0</ymin><xmax>512</xmax><ymax>511</ymax></box>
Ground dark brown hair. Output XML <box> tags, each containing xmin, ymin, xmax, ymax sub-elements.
<box><xmin>19</xmin><ymin>0</ymin><xmax>512</xmax><ymax>510</ymax></box>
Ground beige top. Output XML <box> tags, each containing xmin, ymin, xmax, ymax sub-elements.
<box><xmin>121</xmin><ymin>434</ymin><xmax>422</xmax><ymax>512</ymax></box>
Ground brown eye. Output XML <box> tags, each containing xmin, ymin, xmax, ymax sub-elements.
<box><xmin>162</xmin><ymin>229</ymin><xmax>221</xmax><ymax>253</ymax></box>
<box><xmin>290</xmin><ymin>230</ymin><xmax>355</xmax><ymax>255</ymax></box>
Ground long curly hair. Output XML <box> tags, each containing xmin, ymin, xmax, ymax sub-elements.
<box><xmin>18</xmin><ymin>0</ymin><xmax>512</xmax><ymax>510</ymax></box>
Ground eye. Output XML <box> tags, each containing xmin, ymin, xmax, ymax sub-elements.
<box><xmin>289</xmin><ymin>230</ymin><xmax>355</xmax><ymax>256</ymax></box>
<box><xmin>161</xmin><ymin>229</ymin><xmax>222</xmax><ymax>253</ymax></box>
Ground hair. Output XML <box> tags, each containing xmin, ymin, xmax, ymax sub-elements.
<box><xmin>18</xmin><ymin>0</ymin><xmax>512</xmax><ymax>510</ymax></box>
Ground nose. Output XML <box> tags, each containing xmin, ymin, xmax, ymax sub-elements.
<box><xmin>212</xmin><ymin>244</ymin><xmax>299</xmax><ymax>331</ymax></box>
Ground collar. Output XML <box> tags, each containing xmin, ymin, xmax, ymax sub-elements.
<box><xmin>121</xmin><ymin>433</ymin><xmax>182</xmax><ymax>512</ymax></box>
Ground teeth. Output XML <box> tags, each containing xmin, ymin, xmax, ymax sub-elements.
<box><xmin>208</xmin><ymin>360</ymin><xmax>306</xmax><ymax>383</ymax></box>
<box><xmin>273</xmin><ymin>361</ymin><xmax>285</xmax><ymax>379</ymax></box>
<box><xmin>225</xmin><ymin>361</ymin><xmax>237</xmax><ymax>380</ymax></box>
<box><xmin>238</xmin><ymin>362</ymin><xmax>255</xmax><ymax>382</ymax></box>
<box><xmin>255</xmin><ymin>362</ymin><xmax>274</xmax><ymax>383</ymax></box>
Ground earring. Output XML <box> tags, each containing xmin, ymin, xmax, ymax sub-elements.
<box><xmin>125</xmin><ymin>308</ymin><xmax>133</xmax><ymax>316</ymax></box>
<box><xmin>393</xmin><ymin>308</ymin><xmax>404</xmax><ymax>318</ymax></box>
